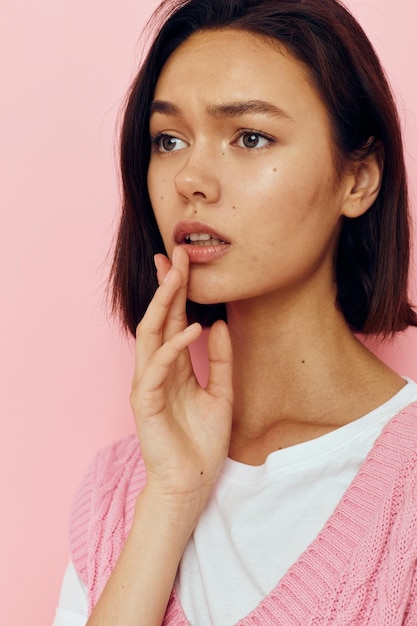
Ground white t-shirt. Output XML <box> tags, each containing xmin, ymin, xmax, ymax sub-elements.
<box><xmin>52</xmin><ymin>378</ymin><xmax>417</xmax><ymax>626</ymax></box>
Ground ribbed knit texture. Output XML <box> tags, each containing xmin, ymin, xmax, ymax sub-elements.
<box><xmin>70</xmin><ymin>404</ymin><xmax>417</xmax><ymax>624</ymax></box>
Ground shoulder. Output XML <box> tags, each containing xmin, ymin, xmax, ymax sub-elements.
<box><xmin>372</xmin><ymin>401</ymin><xmax>417</xmax><ymax>542</ymax></box>
<box><xmin>369</xmin><ymin>403</ymin><xmax>417</xmax><ymax>621</ymax></box>
<box><xmin>377</xmin><ymin>401</ymin><xmax>417</xmax><ymax>481</ymax></box>
<box><xmin>78</xmin><ymin>434</ymin><xmax>146</xmax><ymax>490</ymax></box>
<box><xmin>69</xmin><ymin>435</ymin><xmax>147</xmax><ymax>594</ymax></box>
<box><xmin>388</xmin><ymin>400</ymin><xmax>417</xmax><ymax>452</ymax></box>
<box><xmin>70</xmin><ymin>434</ymin><xmax>146</xmax><ymax>522</ymax></box>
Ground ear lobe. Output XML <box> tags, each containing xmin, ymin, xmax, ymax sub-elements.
<box><xmin>342</xmin><ymin>152</ymin><xmax>382</xmax><ymax>218</ymax></box>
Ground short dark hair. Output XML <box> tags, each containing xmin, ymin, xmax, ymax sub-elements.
<box><xmin>110</xmin><ymin>0</ymin><xmax>417</xmax><ymax>337</ymax></box>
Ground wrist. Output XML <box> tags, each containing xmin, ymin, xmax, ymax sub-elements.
<box><xmin>134</xmin><ymin>485</ymin><xmax>203</xmax><ymax>547</ymax></box>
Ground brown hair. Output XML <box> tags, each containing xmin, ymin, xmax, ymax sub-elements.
<box><xmin>110</xmin><ymin>0</ymin><xmax>416</xmax><ymax>336</ymax></box>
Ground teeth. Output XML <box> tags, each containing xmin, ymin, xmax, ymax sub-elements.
<box><xmin>188</xmin><ymin>233</ymin><xmax>211</xmax><ymax>241</ymax></box>
<box><xmin>185</xmin><ymin>233</ymin><xmax>224</xmax><ymax>245</ymax></box>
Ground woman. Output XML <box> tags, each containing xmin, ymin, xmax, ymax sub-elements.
<box><xmin>53</xmin><ymin>0</ymin><xmax>417</xmax><ymax>624</ymax></box>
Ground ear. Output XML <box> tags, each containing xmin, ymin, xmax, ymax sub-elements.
<box><xmin>341</xmin><ymin>151</ymin><xmax>382</xmax><ymax>218</ymax></box>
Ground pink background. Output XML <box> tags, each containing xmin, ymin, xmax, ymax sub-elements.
<box><xmin>1</xmin><ymin>1</ymin><xmax>417</xmax><ymax>624</ymax></box>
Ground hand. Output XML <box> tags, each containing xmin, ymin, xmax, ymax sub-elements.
<box><xmin>130</xmin><ymin>246</ymin><xmax>233</xmax><ymax>527</ymax></box>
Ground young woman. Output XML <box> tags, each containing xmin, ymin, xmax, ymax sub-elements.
<box><xmin>53</xmin><ymin>0</ymin><xmax>417</xmax><ymax>624</ymax></box>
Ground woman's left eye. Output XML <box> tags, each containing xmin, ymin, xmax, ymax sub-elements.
<box><xmin>235</xmin><ymin>131</ymin><xmax>272</xmax><ymax>149</ymax></box>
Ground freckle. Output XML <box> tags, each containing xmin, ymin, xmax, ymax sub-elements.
<box><xmin>273</xmin><ymin>168</ymin><xmax>277</xmax><ymax>172</ymax></box>
<box><xmin>194</xmin><ymin>209</ymin><xmax>197</xmax><ymax>214</ymax></box>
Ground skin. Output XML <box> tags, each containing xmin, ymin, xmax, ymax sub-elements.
<box><xmin>147</xmin><ymin>29</ymin><xmax>403</xmax><ymax>462</ymax></box>
<box><xmin>87</xmin><ymin>28</ymin><xmax>404</xmax><ymax>625</ymax></box>
<box><xmin>148</xmin><ymin>31</ymin><xmax>348</xmax><ymax>308</ymax></box>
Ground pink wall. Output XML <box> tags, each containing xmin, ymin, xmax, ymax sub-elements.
<box><xmin>1</xmin><ymin>1</ymin><xmax>416</xmax><ymax>624</ymax></box>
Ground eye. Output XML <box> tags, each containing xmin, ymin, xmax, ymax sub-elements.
<box><xmin>235</xmin><ymin>130</ymin><xmax>273</xmax><ymax>149</ymax></box>
<box><xmin>151</xmin><ymin>134</ymin><xmax>188</xmax><ymax>153</ymax></box>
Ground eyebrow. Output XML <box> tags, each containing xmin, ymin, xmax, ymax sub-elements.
<box><xmin>149</xmin><ymin>99</ymin><xmax>294</xmax><ymax>121</ymax></box>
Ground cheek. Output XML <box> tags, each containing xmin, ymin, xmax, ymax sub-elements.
<box><xmin>242</xmin><ymin>161</ymin><xmax>340</xmax><ymax>260</ymax></box>
<box><xmin>154</xmin><ymin>206</ymin><xmax>174</xmax><ymax>255</ymax></box>
<box><xmin>147</xmin><ymin>169</ymin><xmax>174</xmax><ymax>250</ymax></box>
<box><xmin>240</xmin><ymin>164</ymin><xmax>309</xmax><ymax>224</ymax></box>
<box><xmin>147</xmin><ymin>166</ymin><xmax>166</xmax><ymax>208</ymax></box>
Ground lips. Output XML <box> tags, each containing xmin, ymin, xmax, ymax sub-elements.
<box><xmin>173</xmin><ymin>221</ymin><xmax>230</xmax><ymax>246</ymax></box>
<box><xmin>172</xmin><ymin>221</ymin><xmax>231</xmax><ymax>263</ymax></box>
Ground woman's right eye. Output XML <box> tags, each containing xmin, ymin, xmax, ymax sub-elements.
<box><xmin>151</xmin><ymin>134</ymin><xmax>188</xmax><ymax>153</ymax></box>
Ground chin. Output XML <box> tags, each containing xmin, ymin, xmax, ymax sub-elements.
<box><xmin>187</xmin><ymin>292</ymin><xmax>222</xmax><ymax>306</ymax></box>
<box><xmin>186</xmin><ymin>281</ymin><xmax>220</xmax><ymax>305</ymax></box>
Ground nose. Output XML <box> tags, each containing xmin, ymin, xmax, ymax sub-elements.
<box><xmin>174</xmin><ymin>148</ymin><xmax>221</xmax><ymax>205</ymax></box>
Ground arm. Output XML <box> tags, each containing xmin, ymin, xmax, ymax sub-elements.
<box><xmin>86</xmin><ymin>247</ymin><xmax>233</xmax><ymax>626</ymax></box>
<box><xmin>86</xmin><ymin>489</ymin><xmax>196</xmax><ymax>625</ymax></box>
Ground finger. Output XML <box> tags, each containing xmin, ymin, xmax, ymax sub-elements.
<box><xmin>205</xmin><ymin>320</ymin><xmax>234</xmax><ymax>405</ymax></box>
<box><xmin>134</xmin><ymin>323</ymin><xmax>202</xmax><ymax>401</ymax></box>
<box><xmin>154</xmin><ymin>253</ymin><xmax>172</xmax><ymax>286</ymax></box>
<box><xmin>161</xmin><ymin>246</ymin><xmax>190</xmax><ymax>342</ymax></box>
<box><xmin>134</xmin><ymin>266</ymin><xmax>183</xmax><ymax>381</ymax></box>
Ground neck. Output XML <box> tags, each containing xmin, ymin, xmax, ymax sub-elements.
<box><xmin>225</xmin><ymin>292</ymin><xmax>403</xmax><ymax>464</ymax></box>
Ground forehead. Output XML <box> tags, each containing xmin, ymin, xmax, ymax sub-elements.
<box><xmin>153</xmin><ymin>28</ymin><xmax>328</xmax><ymax>123</ymax></box>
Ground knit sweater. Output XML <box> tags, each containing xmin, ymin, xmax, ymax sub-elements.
<box><xmin>69</xmin><ymin>403</ymin><xmax>417</xmax><ymax>625</ymax></box>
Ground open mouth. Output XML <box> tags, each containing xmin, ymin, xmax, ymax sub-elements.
<box><xmin>174</xmin><ymin>221</ymin><xmax>230</xmax><ymax>247</ymax></box>
<box><xmin>185</xmin><ymin>233</ymin><xmax>226</xmax><ymax>246</ymax></box>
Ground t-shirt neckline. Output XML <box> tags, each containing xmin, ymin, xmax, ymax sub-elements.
<box><xmin>164</xmin><ymin>401</ymin><xmax>417</xmax><ymax>625</ymax></box>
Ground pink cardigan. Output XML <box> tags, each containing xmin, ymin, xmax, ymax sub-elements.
<box><xmin>70</xmin><ymin>403</ymin><xmax>417</xmax><ymax>625</ymax></box>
